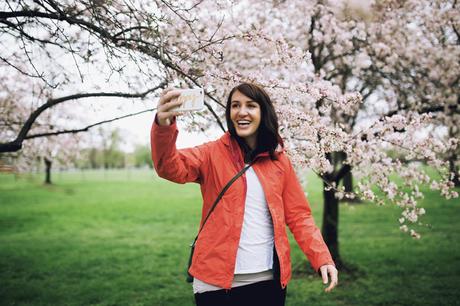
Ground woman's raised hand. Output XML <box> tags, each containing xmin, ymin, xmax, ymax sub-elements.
<box><xmin>156</xmin><ymin>88</ymin><xmax>184</xmax><ymax>126</ymax></box>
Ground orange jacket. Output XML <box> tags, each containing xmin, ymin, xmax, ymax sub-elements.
<box><xmin>150</xmin><ymin>116</ymin><xmax>335</xmax><ymax>289</ymax></box>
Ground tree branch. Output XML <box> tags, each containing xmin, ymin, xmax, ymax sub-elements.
<box><xmin>25</xmin><ymin>108</ymin><xmax>157</xmax><ymax>139</ymax></box>
<box><xmin>0</xmin><ymin>82</ymin><xmax>166</xmax><ymax>153</ymax></box>
<box><xmin>0</xmin><ymin>10</ymin><xmax>113</xmax><ymax>40</ymax></box>
<box><xmin>385</xmin><ymin>102</ymin><xmax>458</xmax><ymax>117</ymax></box>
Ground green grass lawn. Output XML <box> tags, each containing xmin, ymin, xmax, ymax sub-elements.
<box><xmin>0</xmin><ymin>169</ymin><xmax>459</xmax><ymax>306</ymax></box>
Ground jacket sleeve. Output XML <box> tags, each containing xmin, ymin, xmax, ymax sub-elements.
<box><xmin>282</xmin><ymin>155</ymin><xmax>335</xmax><ymax>273</ymax></box>
<box><xmin>150</xmin><ymin>114</ymin><xmax>210</xmax><ymax>184</ymax></box>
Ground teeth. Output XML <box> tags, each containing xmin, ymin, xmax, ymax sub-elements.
<box><xmin>237</xmin><ymin>121</ymin><xmax>251</xmax><ymax>124</ymax></box>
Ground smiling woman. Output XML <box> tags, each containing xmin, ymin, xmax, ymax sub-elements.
<box><xmin>229</xmin><ymin>90</ymin><xmax>262</xmax><ymax>149</ymax></box>
<box><xmin>226</xmin><ymin>83</ymin><xmax>282</xmax><ymax>164</ymax></box>
<box><xmin>150</xmin><ymin>82</ymin><xmax>338</xmax><ymax>306</ymax></box>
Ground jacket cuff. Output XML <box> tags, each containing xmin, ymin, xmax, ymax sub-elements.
<box><xmin>151</xmin><ymin>114</ymin><xmax>178</xmax><ymax>150</ymax></box>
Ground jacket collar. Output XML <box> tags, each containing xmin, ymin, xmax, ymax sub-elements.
<box><xmin>220</xmin><ymin>131</ymin><xmax>285</xmax><ymax>161</ymax></box>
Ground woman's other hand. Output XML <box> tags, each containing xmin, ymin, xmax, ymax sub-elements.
<box><xmin>156</xmin><ymin>88</ymin><xmax>184</xmax><ymax>126</ymax></box>
<box><xmin>319</xmin><ymin>264</ymin><xmax>338</xmax><ymax>292</ymax></box>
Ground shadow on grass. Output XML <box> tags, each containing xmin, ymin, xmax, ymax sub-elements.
<box><xmin>292</xmin><ymin>258</ymin><xmax>364</xmax><ymax>282</ymax></box>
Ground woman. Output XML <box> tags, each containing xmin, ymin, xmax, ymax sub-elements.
<box><xmin>151</xmin><ymin>83</ymin><xmax>338</xmax><ymax>306</ymax></box>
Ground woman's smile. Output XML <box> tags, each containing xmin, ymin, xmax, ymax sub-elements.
<box><xmin>236</xmin><ymin>119</ymin><xmax>252</xmax><ymax>129</ymax></box>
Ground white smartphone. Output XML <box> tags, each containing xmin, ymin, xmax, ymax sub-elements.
<box><xmin>170</xmin><ymin>88</ymin><xmax>205</xmax><ymax>112</ymax></box>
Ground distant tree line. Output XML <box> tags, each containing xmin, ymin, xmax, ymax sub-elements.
<box><xmin>75</xmin><ymin>145</ymin><xmax>152</xmax><ymax>169</ymax></box>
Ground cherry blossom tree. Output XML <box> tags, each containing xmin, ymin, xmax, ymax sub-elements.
<box><xmin>150</xmin><ymin>0</ymin><xmax>459</xmax><ymax>267</ymax></box>
<box><xmin>368</xmin><ymin>0</ymin><xmax>460</xmax><ymax>186</ymax></box>
<box><xmin>233</xmin><ymin>0</ymin><xmax>460</xmax><ymax>264</ymax></box>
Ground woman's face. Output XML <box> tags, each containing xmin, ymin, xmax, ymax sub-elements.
<box><xmin>230</xmin><ymin>90</ymin><xmax>261</xmax><ymax>149</ymax></box>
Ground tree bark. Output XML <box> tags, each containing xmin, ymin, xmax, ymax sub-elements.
<box><xmin>44</xmin><ymin>157</ymin><xmax>52</xmax><ymax>185</ymax></box>
<box><xmin>447</xmin><ymin>122</ymin><xmax>459</xmax><ymax>188</ymax></box>
<box><xmin>322</xmin><ymin>179</ymin><xmax>341</xmax><ymax>266</ymax></box>
<box><xmin>0</xmin><ymin>141</ymin><xmax>22</xmax><ymax>153</ymax></box>
<box><xmin>343</xmin><ymin>170</ymin><xmax>353</xmax><ymax>192</ymax></box>
<box><xmin>342</xmin><ymin>168</ymin><xmax>362</xmax><ymax>203</ymax></box>
<box><xmin>449</xmin><ymin>154</ymin><xmax>460</xmax><ymax>187</ymax></box>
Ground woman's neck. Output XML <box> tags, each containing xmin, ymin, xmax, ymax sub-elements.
<box><xmin>244</xmin><ymin>134</ymin><xmax>257</xmax><ymax>150</ymax></box>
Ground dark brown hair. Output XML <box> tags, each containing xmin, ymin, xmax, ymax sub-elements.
<box><xmin>225</xmin><ymin>82</ymin><xmax>283</xmax><ymax>163</ymax></box>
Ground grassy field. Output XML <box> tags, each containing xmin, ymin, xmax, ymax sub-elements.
<box><xmin>0</xmin><ymin>169</ymin><xmax>459</xmax><ymax>306</ymax></box>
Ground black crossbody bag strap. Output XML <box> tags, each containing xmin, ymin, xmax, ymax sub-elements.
<box><xmin>186</xmin><ymin>161</ymin><xmax>255</xmax><ymax>282</ymax></box>
<box><xmin>191</xmin><ymin>161</ymin><xmax>254</xmax><ymax>248</ymax></box>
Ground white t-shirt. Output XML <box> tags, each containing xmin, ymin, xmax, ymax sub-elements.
<box><xmin>193</xmin><ymin>164</ymin><xmax>275</xmax><ymax>294</ymax></box>
<box><xmin>234</xmin><ymin>164</ymin><xmax>275</xmax><ymax>273</ymax></box>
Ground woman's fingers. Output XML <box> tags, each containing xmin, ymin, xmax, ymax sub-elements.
<box><xmin>320</xmin><ymin>266</ymin><xmax>329</xmax><ymax>284</ymax></box>
<box><xmin>158</xmin><ymin>89</ymin><xmax>181</xmax><ymax>107</ymax></box>
<box><xmin>158</xmin><ymin>99</ymin><xmax>184</xmax><ymax>117</ymax></box>
<box><xmin>323</xmin><ymin>265</ymin><xmax>338</xmax><ymax>293</ymax></box>
<box><xmin>159</xmin><ymin>97</ymin><xmax>183</xmax><ymax>113</ymax></box>
<box><xmin>159</xmin><ymin>87</ymin><xmax>175</xmax><ymax>100</ymax></box>
<box><xmin>156</xmin><ymin>89</ymin><xmax>184</xmax><ymax>126</ymax></box>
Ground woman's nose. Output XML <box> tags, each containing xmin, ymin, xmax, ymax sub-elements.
<box><xmin>238</xmin><ymin>106</ymin><xmax>249</xmax><ymax>116</ymax></box>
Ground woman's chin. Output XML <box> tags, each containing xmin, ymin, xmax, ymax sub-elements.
<box><xmin>236</xmin><ymin>129</ymin><xmax>257</xmax><ymax>140</ymax></box>
<box><xmin>236</xmin><ymin>130</ymin><xmax>251</xmax><ymax>138</ymax></box>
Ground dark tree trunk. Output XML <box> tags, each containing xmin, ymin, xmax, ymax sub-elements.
<box><xmin>293</xmin><ymin>151</ymin><xmax>353</xmax><ymax>276</ymax></box>
<box><xmin>342</xmin><ymin>167</ymin><xmax>362</xmax><ymax>203</ymax></box>
<box><xmin>449</xmin><ymin>155</ymin><xmax>460</xmax><ymax>187</ymax></box>
<box><xmin>322</xmin><ymin>179</ymin><xmax>341</xmax><ymax>267</ymax></box>
<box><xmin>343</xmin><ymin>170</ymin><xmax>353</xmax><ymax>192</ymax></box>
<box><xmin>446</xmin><ymin>123</ymin><xmax>459</xmax><ymax>187</ymax></box>
<box><xmin>338</xmin><ymin>151</ymin><xmax>352</xmax><ymax>192</ymax></box>
<box><xmin>44</xmin><ymin>157</ymin><xmax>52</xmax><ymax>185</ymax></box>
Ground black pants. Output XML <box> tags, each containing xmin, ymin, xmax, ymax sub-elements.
<box><xmin>194</xmin><ymin>279</ymin><xmax>287</xmax><ymax>306</ymax></box>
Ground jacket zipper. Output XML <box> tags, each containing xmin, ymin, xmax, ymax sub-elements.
<box><xmin>267</xmin><ymin>193</ymin><xmax>285</xmax><ymax>289</ymax></box>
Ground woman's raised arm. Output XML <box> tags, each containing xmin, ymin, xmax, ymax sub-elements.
<box><xmin>150</xmin><ymin>88</ymin><xmax>211</xmax><ymax>184</ymax></box>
